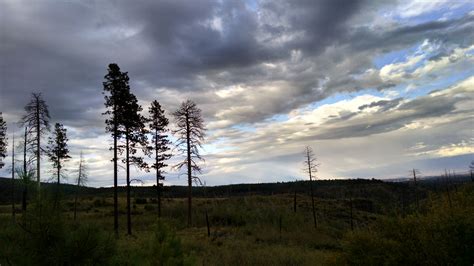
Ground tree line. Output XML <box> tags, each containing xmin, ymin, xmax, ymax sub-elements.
<box><xmin>0</xmin><ymin>63</ymin><xmax>206</xmax><ymax>236</ymax></box>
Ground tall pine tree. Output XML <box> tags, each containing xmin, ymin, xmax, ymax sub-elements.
<box><xmin>103</xmin><ymin>63</ymin><xmax>129</xmax><ymax>236</ymax></box>
<box><xmin>119</xmin><ymin>89</ymin><xmax>149</xmax><ymax>235</ymax></box>
<box><xmin>47</xmin><ymin>123</ymin><xmax>71</xmax><ymax>185</ymax></box>
<box><xmin>148</xmin><ymin>100</ymin><xmax>171</xmax><ymax>217</ymax></box>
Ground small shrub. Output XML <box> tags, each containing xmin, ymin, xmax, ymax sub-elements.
<box><xmin>147</xmin><ymin>220</ymin><xmax>195</xmax><ymax>265</ymax></box>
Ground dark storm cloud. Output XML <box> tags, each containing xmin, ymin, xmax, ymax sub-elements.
<box><xmin>1</xmin><ymin>0</ymin><xmax>473</xmax><ymax>138</ymax></box>
<box><xmin>1</xmin><ymin>0</ymin><xmax>472</xmax><ymax>130</ymax></box>
<box><xmin>358</xmin><ymin>98</ymin><xmax>402</xmax><ymax>112</ymax></box>
<box><xmin>259</xmin><ymin>0</ymin><xmax>365</xmax><ymax>53</ymax></box>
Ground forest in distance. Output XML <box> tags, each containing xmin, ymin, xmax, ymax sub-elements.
<box><xmin>1</xmin><ymin>63</ymin><xmax>474</xmax><ymax>265</ymax></box>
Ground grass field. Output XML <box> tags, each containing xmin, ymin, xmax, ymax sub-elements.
<box><xmin>0</xmin><ymin>180</ymin><xmax>473</xmax><ymax>265</ymax></box>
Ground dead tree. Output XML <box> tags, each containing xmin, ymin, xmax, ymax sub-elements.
<box><xmin>444</xmin><ymin>169</ymin><xmax>452</xmax><ymax>208</ymax></box>
<box><xmin>21</xmin><ymin>93</ymin><xmax>51</xmax><ymax>192</ymax></box>
<box><xmin>11</xmin><ymin>133</ymin><xmax>15</xmax><ymax>220</ymax></box>
<box><xmin>74</xmin><ymin>151</ymin><xmax>87</xmax><ymax>221</ymax></box>
<box><xmin>173</xmin><ymin>100</ymin><xmax>205</xmax><ymax>227</ymax></box>
<box><xmin>412</xmin><ymin>169</ymin><xmax>420</xmax><ymax>210</ymax></box>
<box><xmin>303</xmin><ymin>146</ymin><xmax>319</xmax><ymax>228</ymax></box>
<box><xmin>19</xmin><ymin>126</ymin><xmax>35</xmax><ymax>211</ymax></box>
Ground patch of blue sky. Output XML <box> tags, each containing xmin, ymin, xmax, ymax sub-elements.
<box><xmin>265</xmin><ymin>113</ymin><xmax>289</xmax><ymax>123</ymax></box>
<box><xmin>203</xmin><ymin>141</ymin><xmax>235</xmax><ymax>154</ymax></box>
<box><xmin>373</xmin><ymin>42</ymin><xmax>422</xmax><ymax>69</ymax></box>
<box><xmin>299</xmin><ymin>89</ymin><xmax>386</xmax><ymax>114</ymax></box>
<box><xmin>392</xmin><ymin>4</ymin><xmax>472</xmax><ymax>26</ymax></box>
<box><xmin>403</xmin><ymin>70</ymin><xmax>474</xmax><ymax>99</ymax></box>
<box><xmin>231</xmin><ymin>124</ymin><xmax>256</xmax><ymax>133</ymax></box>
<box><xmin>244</xmin><ymin>0</ymin><xmax>258</xmax><ymax>11</ymax></box>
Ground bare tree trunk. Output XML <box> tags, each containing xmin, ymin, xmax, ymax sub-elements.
<box><xmin>155</xmin><ymin>132</ymin><xmax>161</xmax><ymax>218</ymax></box>
<box><xmin>126</xmin><ymin>132</ymin><xmax>131</xmax><ymax>235</ymax></box>
<box><xmin>54</xmin><ymin>150</ymin><xmax>60</xmax><ymax>209</ymax></box>
<box><xmin>157</xmin><ymin>170</ymin><xmax>161</xmax><ymax>218</ymax></box>
<box><xmin>309</xmin><ymin>174</ymin><xmax>317</xmax><ymax>228</ymax></box>
<box><xmin>186</xmin><ymin>114</ymin><xmax>192</xmax><ymax>227</ymax></box>
<box><xmin>12</xmin><ymin>134</ymin><xmax>15</xmax><ymax>220</ymax></box>
<box><xmin>22</xmin><ymin>127</ymin><xmax>27</xmax><ymax>211</ymax></box>
<box><xmin>74</xmin><ymin>162</ymin><xmax>81</xmax><ymax>221</ymax></box>
<box><xmin>36</xmin><ymin>101</ymin><xmax>40</xmax><ymax>192</ymax></box>
<box><xmin>445</xmin><ymin>169</ymin><xmax>452</xmax><ymax>209</ymax></box>
<box><xmin>113</xmin><ymin>109</ymin><xmax>118</xmax><ymax>237</ymax></box>
<box><xmin>57</xmin><ymin>155</ymin><xmax>60</xmax><ymax>185</ymax></box>
<box><xmin>412</xmin><ymin>169</ymin><xmax>419</xmax><ymax>211</ymax></box>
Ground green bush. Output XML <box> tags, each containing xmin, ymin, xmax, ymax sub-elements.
<box><xmin>0</xmin><ymin>197</ymin><xmax>116</xmax><ymax>266</ymax></box>
<box><xmin>146</xmin><ymin>220</ymin><xmax>195</xmax><ymax>266</ymax></box>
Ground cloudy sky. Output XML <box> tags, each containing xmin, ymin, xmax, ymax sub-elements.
<box><xmin>1</xmin><ymin>0</ymin><xmax>473</xmax><ymax>187</ymax></box>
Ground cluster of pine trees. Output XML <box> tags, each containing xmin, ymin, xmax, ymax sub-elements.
<box><xmin>0</xmin><ymin>63</ymin><xmax>206</xmax><ymax>235</ymax></box>
<box><xmin>102</xmin><ymin>63</ymin><xmax>205</xmax><ymax>235</ymax></box>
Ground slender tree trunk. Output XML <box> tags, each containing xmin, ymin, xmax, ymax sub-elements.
<box><xmin>23</xmin><ymin>127</ymin><xmax>27</xmax><ymax>211</ymax></box>
<box><xmin>54</xmin><ymin>150</ymin><xmax>60</xmax><ymax>209</ymax></box>
<box><xmin>308</xmin><ymin>166</ymin><xmax>317</xmax><ymax>228</ymax></box>
<box><xmin>126</xmin><ymin>131</ymin><xmax>131</xmax><ymax>235</ymax></box>
<box><xmin>412</xmin><ymin>169</ymin><xmax>419</xmax><ymax>210</ymax></box>
<box><xmin>471</xmin><ymin>170</ymin><xmax>473</xmax><ymax>182</ymax></box>
<box><xmin>12</xmin><ymin>134</ymin><xmax>15</xmax><ymax>220</ymax></box>
<box><xmin>36</xmin><ymin>101</ymin><xmax>40</xmax><ymax>192</ymax></box>
<box><xmin>23</xmin><ymin>127</ymin><xmax>27</xmax><ymax>174</ymax></box>
<box><xmin>74</xmin><ymin>163</ymin><xmax>81</xmax><ymax>221</ymax></box>
<box><xmin>445</xmin><ymin>169</ymin><xmax>452</xmax><ymax>209</ymax></box>
<box><xmin>113</xmin><ymin>107</ymin><xmax>118</xmax><ymax>237</ymax></box>
<box><xmin>57</xmin><ymin>157</ymin><xmax>60</xmax><ymax>184</ymax></box>
<box><xmin>155</xmin><ymin>130</ymin><xmax>161</xmax><ymax>218</ymax></box>
<box><xmin>186</xmin><ymin>114</ymin><xmax>192</xmax><ymax>227</ymax></box>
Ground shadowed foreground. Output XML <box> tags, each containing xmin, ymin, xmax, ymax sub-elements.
<box><xmin>0</xmin><ymin>179</ymin><xmax>473</xmax><ymax>265</ymax></box>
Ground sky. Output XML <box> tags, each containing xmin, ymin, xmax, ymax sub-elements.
<box><xmin>0</xmin><ymin>0</ymin><xmax>473</xmax><ymax>187</ymax></box>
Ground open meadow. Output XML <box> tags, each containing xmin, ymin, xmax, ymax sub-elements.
<box><xmin>1</xmin><ymin>179</ymin><xmax>473</xmax><ymax>265</ymax></box>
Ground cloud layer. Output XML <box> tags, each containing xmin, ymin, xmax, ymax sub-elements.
<box><xmin>1</xmin><ymin>0</ymin><xmax>473</xmax><ymax>186</ymax></box>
